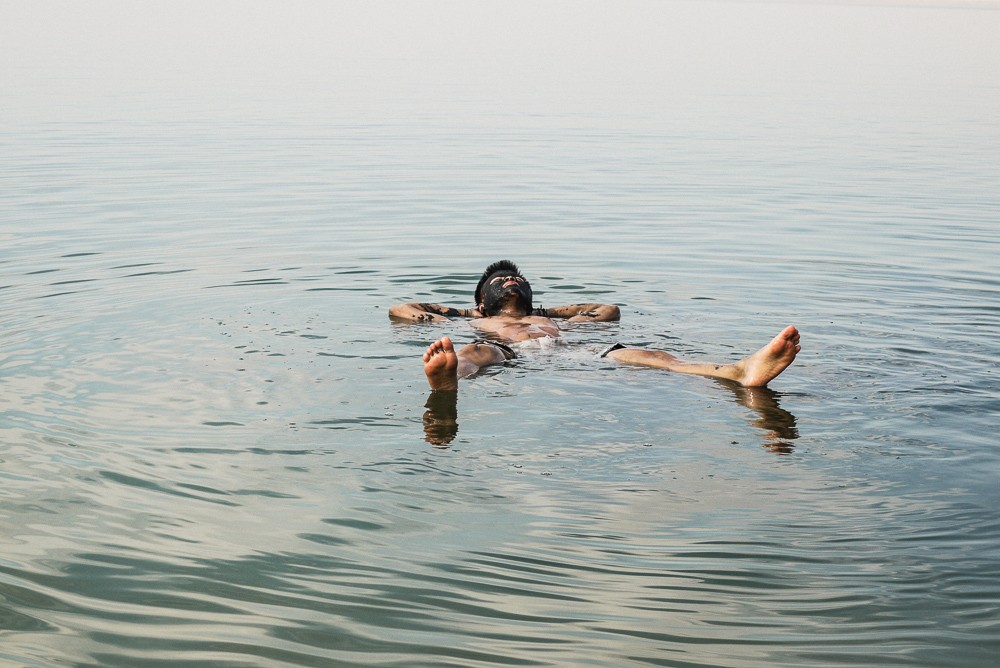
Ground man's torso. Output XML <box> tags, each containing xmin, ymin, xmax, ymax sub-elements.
<box><xmin>471</xmin><ymin>315</ymin><xmax>560</xmax><ymax>342</ymax></box>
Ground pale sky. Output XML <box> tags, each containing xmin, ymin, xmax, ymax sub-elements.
<box><xmin>3</xmin><ymin>0</ymin><xmax>999</xmax><ymax>121</ymax></box>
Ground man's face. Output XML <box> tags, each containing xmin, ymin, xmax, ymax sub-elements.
<box><xmin>491</xmin><ymin>274</ymin><xmax>527</xmax><ymax>291</ymax></box>
<box><xmin>481</xmin><ymin>273</ymin><xmax>533</xmax><ymax>315</ymax></box>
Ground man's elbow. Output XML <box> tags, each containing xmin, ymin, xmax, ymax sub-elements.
<box><xmin>388</xmin><ymin>303</ymin><xmax>413</xmax><ymax>320</ymax></box>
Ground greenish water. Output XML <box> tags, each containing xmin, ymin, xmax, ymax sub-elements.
<box><xmin>2</xmin><ymin>2</ymin><xmax>999</xmax><ymax>666</ymax></box>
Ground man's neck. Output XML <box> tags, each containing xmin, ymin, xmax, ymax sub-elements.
<box><xmin>489</xmin><ymin>293</ymin><xmax>531</xmax><ymax>318</ymax></box>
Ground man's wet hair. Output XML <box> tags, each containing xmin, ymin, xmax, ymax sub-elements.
<box><xmin>474</xmin><ymin>259</ymin><xmax>526</xmax><ymax>307</ymax></box>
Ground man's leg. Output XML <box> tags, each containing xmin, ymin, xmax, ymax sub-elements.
<box><xmin>423</xmin><ymin>336</ymin><xmax>512</xmax><ymax>390</ymax></box>
<box><xmin>605</xmin><ymin>325</ymin><xmax>800</xmax><ymax>388</ymax></box>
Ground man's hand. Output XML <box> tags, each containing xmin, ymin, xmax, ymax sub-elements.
<box><xmin>541</xmin><ymin>303</ymin><xmax>621</xmax><ymax>322</ymax></box>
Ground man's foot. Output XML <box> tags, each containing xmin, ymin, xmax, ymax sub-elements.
<box><xmin>733</xmin><ymin>325</ymin><xmax>800</xmax><ymax>387</ymax></box>
<box><xmin>423</xmin><ymin>336</ymin><xmax>459</xmax><ymax>390</ymax></box>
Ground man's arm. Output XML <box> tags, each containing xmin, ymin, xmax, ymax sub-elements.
<box><xmin>388</xmin><ymin>302</ymin><xmax>483</xmax><ymax>323</ymax></box>
<box><xmin>536</xmin><ymin>303</ymin><xmax>621</xmax><ymax>322</ymax></box>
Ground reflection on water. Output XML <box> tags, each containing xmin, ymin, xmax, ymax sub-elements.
<box><xmin>423</xmin><ymin>390</ymin><xmax>460</xmax><ymax>447</ymax></box>
<box><xmin>726</xmin><ymin>384</ymin><xmax>800</xmax><ymax>454</ymax></box>
<box><xmin>424</xmin><ymin>368</ymin><xmax>802</xmax><ymax>454</ymax></box>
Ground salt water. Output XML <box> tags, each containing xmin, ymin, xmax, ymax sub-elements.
<box><xmin>2</xmin><ymin>1</ymin><xmax>999</xmax><ymax>666</ymax></box>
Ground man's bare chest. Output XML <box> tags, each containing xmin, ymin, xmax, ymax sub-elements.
<box><xmin>471</xmin><ymin>316</ymin><xmax>561</xmax><ymax>341</ymax></box>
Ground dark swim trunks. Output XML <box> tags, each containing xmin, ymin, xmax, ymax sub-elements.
<box><xmin>471</xmin><ymin>339</ymin><xmax>517</xmax><ymax>360</ymax></box>
<box><xmin>599</xmin><ymin>342</ymin><xmax>625</xmax><ymax>358</ymax></box>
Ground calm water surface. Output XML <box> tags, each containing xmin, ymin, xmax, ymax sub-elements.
<box><xmin>2</xmin><ymin>2</ymin><xmax>999</xmax><ymax>666</ymax></box>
